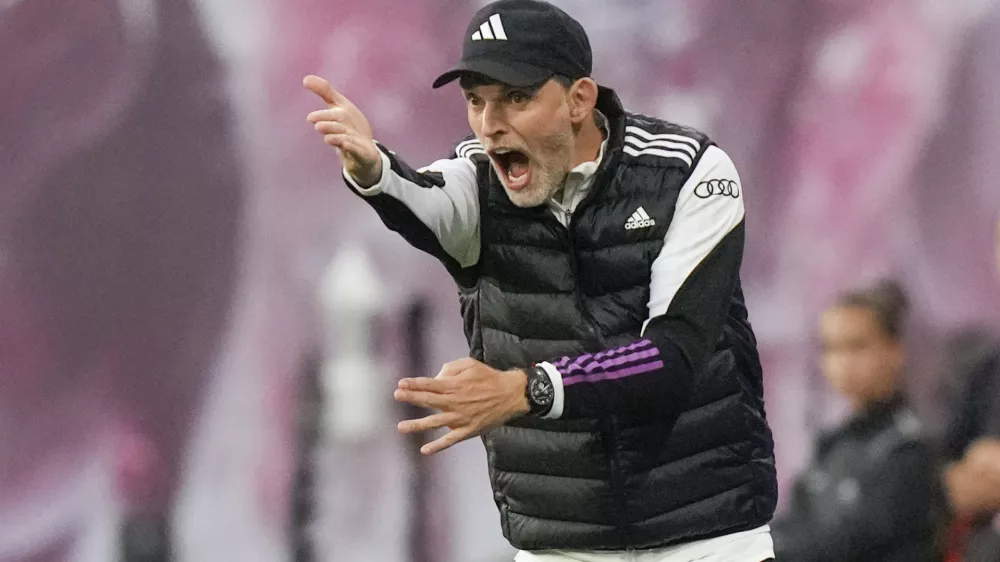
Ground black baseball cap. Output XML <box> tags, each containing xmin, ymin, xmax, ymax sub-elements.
<box><xmin>432</xmin><ymin>0</ymin><xmax>592</xmax><ymax>89</ymax></box>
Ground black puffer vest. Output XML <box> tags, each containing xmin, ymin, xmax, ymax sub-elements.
<box><xmin>457</xmin><ymin>88</ymin><xmax>777</xmax><ymax>551</ymax></box>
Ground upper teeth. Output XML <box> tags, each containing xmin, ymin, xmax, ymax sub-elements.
<box><xmin>495</xmin><ymin>149</ymin><xmax>512</xmax><ymax>154</ymax></box>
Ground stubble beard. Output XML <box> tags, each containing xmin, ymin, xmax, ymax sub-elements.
<box><xmin>503</xmin><ymin>130</ymin><xmax>574</xmax><ymax>209</ymax></box>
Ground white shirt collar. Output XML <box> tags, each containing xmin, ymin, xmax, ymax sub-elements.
<box><xmin>568</xmin><ymin>134</ymin><xmax>607</xmax><ymax>180</ymax></box>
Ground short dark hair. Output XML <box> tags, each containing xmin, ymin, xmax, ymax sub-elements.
<box><xmin>835</xmin><ymin>279</ymin><xmax>910</xmax><ymax>340</ymax></box>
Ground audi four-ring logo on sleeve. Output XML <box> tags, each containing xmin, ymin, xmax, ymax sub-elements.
<box><xmin>694</xmin><ymin>179</ymin><xmax>740</xmax><ymax>199</ymax></box>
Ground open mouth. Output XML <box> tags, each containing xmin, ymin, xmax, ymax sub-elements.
<box><xmin>489</xmin><ymin>148</ymin><xmax>532</xmax><ymax>191</ymax></box>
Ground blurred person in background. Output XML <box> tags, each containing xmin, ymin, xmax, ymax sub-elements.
<box><xmin>0</xmin><ymin>0</ymin><xmax>243</xmax><ymax>560</ymax></box>
<box><xmin>771</xmin><ymin>280</ymin><xmax>942</xmax><ymax>562</ymax></box>
<box><xmin>305</xmin><ymin>0</ymin><xmax>777</xmax><ymax>560</ymax></box>
<box><xmin>939</xmin><ymin>216</ymin><xmax>1000</xmax><ymax>561</ymax></box>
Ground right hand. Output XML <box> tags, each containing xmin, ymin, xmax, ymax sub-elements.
<box><xmin>965</xmin><ymin>437</ymin><xmax>1000</xmax><ymax>471</ymax></box>
<box><xmin>946</xmin><ymin>438</ymin><xmax>1000</xmax><ymax>517</ymax></box>
<box><xmin>304</xmin><ymin>75</ymin><xmax>382</xmax><ymax>187</ymax></box>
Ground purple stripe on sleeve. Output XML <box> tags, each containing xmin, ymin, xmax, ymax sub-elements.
<box><xmin>563</xmin><ymin>360</ymin><xmax>665</xmax><ymax>386</ymax></box>
<box><xmin>582</xmin><ymin>347</ymin><xmax>660</xmax><ymax>373</ymax></box>
<box><xmin>566</xmin><ymin>353</ymin><xmax>594</xmax><ymax>371</ymax></box>
<box><xmin>560</xmin><ymin>346</ymin><xmax>663</xmax><ymax>384</ymax></box>
<box><xmin>562</xmin><ymin>340</ymin><xmax>656</xmax><ymax>375</ymax></box>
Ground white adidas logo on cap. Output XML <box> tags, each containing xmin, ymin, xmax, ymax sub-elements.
<box><xmin>624</xmin><ymin>207</ymin><xmax>655</xmax><ymax>230</ymax></box>
<box><xmin>471</xmin><ymin>14</ymin><xmax>508</xmax><ymax>41</ymax></box>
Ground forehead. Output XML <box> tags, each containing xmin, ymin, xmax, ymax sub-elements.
<box><xmin>461</xmin><ymin>82</ymin><xmax>512</xmax><ymax>95</ymax></box>
<box><xmin>459</xmin><ymin>72</ymin><xmax>554</xmax><ymax>90</ymax></box>
<box><xmin>821</xmin><ymin>306</ymin><xmax>880</xmax><ymax>336</ymax></box>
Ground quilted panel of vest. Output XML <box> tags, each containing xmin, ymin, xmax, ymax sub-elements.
<box><xmin>574</xmin><ymin>165</ymin><xmax>683</xmax><ymax>247</ymax></box>
<box><xmin>486</xmin><ymin>417</ymin><xmax>607</xmax><ymax>477</ymax></box>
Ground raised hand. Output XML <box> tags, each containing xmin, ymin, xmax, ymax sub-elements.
<box><xmin>946</xmin><ymin>438</ymin><xmax>1000</xmax><ymax>516</ymax></box>
<box><xmin>394</xmin><ymin>358</ymin><xmax>531</xmax><ymax>455</ymax></box>
<box><xmin>303</xmin><ymin>75</ymin><xmax>383</xmax><ymax>187</ymax></box>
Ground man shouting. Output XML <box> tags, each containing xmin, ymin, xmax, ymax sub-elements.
<box><xmin>305</xmin><ymin>1</ymin><xmax>777</xmax><ymax>560</ymax></box>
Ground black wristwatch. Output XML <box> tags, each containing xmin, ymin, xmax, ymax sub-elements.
<box><xmin>522</xmin><ymin>365</ymin><xmax>554</xmax><ymax>417</ymax></box>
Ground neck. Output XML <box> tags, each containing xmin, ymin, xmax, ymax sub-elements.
<box><xmin>851</xmin><ymin>389</ymin><xmax>899</xmax><ymax>413</ymax></box>
<box><xmin>570</xmin><ymin>116</ymin><xmax>604</xmax><ymax>168</ymax></box>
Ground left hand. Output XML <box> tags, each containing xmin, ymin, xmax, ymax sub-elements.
<box><xmin>394</xmin><ymin>358</ymin><xmax>530</xmax><ymax>455</ymax></box>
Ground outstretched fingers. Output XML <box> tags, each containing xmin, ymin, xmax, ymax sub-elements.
<box><xmin>397</xmin><ymin>412</ymin><xmax>460</xmax><ymax>434</ymax></box>
<box><xmin>302</xmin><ymin>75</ymin><xmax>346</xmax><ymax>107</ymax></box>
<box><xmin>420</xmin><ymin>427</ymin><xmax>475</xmax><ymax>455</ymax></box>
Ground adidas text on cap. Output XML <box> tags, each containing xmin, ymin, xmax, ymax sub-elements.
<box><xmin>432</xmin><ymin>0</ymin><xmax>592</xmax><ymax>89</ymax></box>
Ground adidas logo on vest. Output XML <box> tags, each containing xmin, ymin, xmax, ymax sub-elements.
<box><xmin>625</xmin><ymin>207</ymin><xmax>656</xmax><ymax>230</ymax></box>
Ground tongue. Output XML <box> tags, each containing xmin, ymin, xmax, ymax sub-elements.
<box><xmin>508</xmin><ymin>154</ymin><xmax>529</xmax><ymax>179</ymax></box>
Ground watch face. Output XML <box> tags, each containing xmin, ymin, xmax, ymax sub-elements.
<box><xmin>529</xmin><ymin>376</ymin><xmax>554</xmax><ymax>406</ymax></box>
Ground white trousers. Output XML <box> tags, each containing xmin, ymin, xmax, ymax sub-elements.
<box><xmin>514</xmin><ymin>525</ymin><xmax>774</xmax><ymax>562</ymax></box>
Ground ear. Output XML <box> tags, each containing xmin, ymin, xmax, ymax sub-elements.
<box><xmin>568</xmin><ymin>77</ymin><xmax>599</xmax><ymax>125</ymax></box>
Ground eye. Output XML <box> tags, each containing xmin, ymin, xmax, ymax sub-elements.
<box><xmin>507</xmin><ymin>90</ymin><xmax>530</xmax><ymax>104</ymax></box>
<box><xmin>465</xmin><ymin>93</ymin><xmax>483</xmax><ymax>107</ymax></box>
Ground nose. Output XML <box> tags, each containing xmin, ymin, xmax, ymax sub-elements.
<box><xmin>480</xmin><ymin>101</ymin><xmax>507</xmax><ymax>139</ymax></box>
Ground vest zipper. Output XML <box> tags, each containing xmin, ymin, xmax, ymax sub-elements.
<box><xmin>554</xmin><ymin>213</ymin><xmax>600</xmax><ymax>342</ymax></box>
<box><xmin>601</xmin><ymin>417</ymin><xmax>634</xmax><ymax>549</ymax></box>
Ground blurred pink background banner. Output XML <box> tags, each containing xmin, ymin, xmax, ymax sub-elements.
<box><xmin>2</xmin><ymin>0</ymin><xmax>999</xmax><ymax>560</ymax></box>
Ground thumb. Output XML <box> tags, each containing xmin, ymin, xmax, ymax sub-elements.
<box><xmin>303</xmin><ymin>74</ymin><xmax>345</xmax><ymax>106</ymax></box>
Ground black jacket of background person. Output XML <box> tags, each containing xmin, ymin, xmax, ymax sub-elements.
<box><xmin>771</xmin><ymin>395</ymin><xmax>942</xmax><ymax>562</ymax></box>
<box><xmin>345</xmin><ymin>87</ymin><xmax>777</xmax><ymax>550</ymax></box>
<box><xmin>944</xmin><ymin>337</ymin><xmax>1000</xmax><ymax>561</ymax></box>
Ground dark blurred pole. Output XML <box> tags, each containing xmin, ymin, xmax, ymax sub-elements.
<box><xmin>402</xmin><ymin>300</ymin><xmax>433</xmax><ymax>562</ymax></box>
<box><xmin>120</xmin><ymin>516</ymin><xmax>171</xmax><ymax>562</ymax></box>
<box><xmin>290</xmin><ymin>352</ymin><xmax>324</xmax><ymax>562</ymax></box>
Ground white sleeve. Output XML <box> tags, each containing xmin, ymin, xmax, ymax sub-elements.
<box><xmin>344</xmin><ymin>148</ymin><xmax>481</xmax><ymax>268</ymax></box>
<box><xmin>643</xmin><ymin>145</ymin><xmax>745</xmax><ymax>333</ymax></box>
